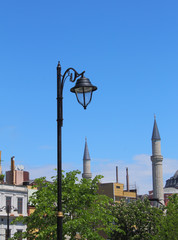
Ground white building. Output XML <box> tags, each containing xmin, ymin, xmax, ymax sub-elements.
<box><xmin>0</xmin><ymin>184</ymin><xmax>28</xmax><ymax>239</ymax></box>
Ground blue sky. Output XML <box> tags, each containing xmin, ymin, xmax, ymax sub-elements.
<box><xmin>0</xmin><ymin>0</ymin><xmax>177</xmax><ymax>194</ymax></box>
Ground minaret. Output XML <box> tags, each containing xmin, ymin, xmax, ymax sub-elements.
<box><xmin>82</xmin><ymin>138</ymin><xmax>92</xmax><ymax>179</ymax></box>
<box><xmin>151</xmin><ymin>116</ymin><xmax>164</xmax><ymax>205</ymax></box>
<box><xmin>0</xmin><ymin>151</ymin><xmax>2</xmax><ymax>175</ymax></box>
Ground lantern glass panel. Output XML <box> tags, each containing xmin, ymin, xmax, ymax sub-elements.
<box><xmin>75</xmin><ymin>87</ymin><xmax>93</xmax><ymax>108</ymax></box>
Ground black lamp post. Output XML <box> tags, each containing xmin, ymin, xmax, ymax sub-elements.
<box><xmin>6</xmin><ymin>205</ymin><xmax>10</xmax><ymax>239</ymax></box>
<box><xmin>56</xmin><ymin>61</ymin><xmax>97</xmax><ymax>240</ymax></box>
<box><xmin>0</xmin><ymin>205</ymin><xmax>17</xmax><ymax>239</ymax></box>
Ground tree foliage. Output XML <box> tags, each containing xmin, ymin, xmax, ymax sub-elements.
<box><xmin>110</xmin><ymin>195</ymin><xmax>178</xmax><ymax>240</ymax></box>
<box><xmin>110</xmin><ymin>198</ymin><xmax>164</xmax><ymax>240</ymax></box>
<box><xmin>12</xmin><ymin>170</ymin><xmax>118</xmax><ymax>240</ymax></box>
<box><xmin>157</xmin><ymin>194</ymin><xmax>178</xmax><ymax>240</ymax></box>
<box><xmin>11</xmin><ymin>171</ymin><xmax>178</xmax><ymax>240</ymax></box>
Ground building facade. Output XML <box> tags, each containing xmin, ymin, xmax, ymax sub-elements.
<box><xmin>165</xmin><ymin>170</ymin><xmax>178</xmax><ymax>189</ymax></box>
<box><xmin>0</xmin><ymin>184</ymin><xmax>28</xmax><ymax>239</ymax></box>
<box><xmin>6</xmin><ymin>157</ymin><xmax>29</xmax><ymax>186</ymax></box>
<box><xmin>98</xmin><ymin>182</ymin><xmax>137</xmax><ymax>202</ymax></box>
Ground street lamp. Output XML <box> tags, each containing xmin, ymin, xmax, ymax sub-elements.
<box><xmin>56</xmin><ymin>61</ymin><xmax>97</xmax><ymax>240</ymax></box>
<box><xmin>0</xmin><ymin>205</ymin><xmax>17</xmax><ymax>239</ymax></box>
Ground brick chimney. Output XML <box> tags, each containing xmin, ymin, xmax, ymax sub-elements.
<box><xmin>11</xmin><ymin>156</ymin><xmax>15</xmax><ymax>185</ymax></box>
<box><xmin>116</xmin><ymin>166</ymin><xmax>118</xmax><ymax>183</ymax></box>
<box><xmin>126</xmin><ymin>167</ymin><xmax>129</xmax><ymax>192</ymax></box>
<box><xmin>0</xmin><ymin>151</ymin><xmax>2</xmax><ymax>175</ymax></box>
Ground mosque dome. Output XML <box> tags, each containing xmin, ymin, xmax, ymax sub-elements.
<box><xmin>173</xmin><ymin>170</ymin><xmax>178</xmax><ymax>179</ymax></box>
<box><xmin>165</xmin><ymin>170</ymin><xmax>178</xmax><ymax>189</ymax></box>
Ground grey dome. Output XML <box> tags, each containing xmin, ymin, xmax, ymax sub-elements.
<box><xmin>173</xmin><ymin>170</ymin><xmax>178</xmax><ymax>179</ymax></box>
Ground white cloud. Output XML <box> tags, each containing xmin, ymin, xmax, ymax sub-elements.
<box><xmin>92</xmin><ymin>154</ymin><xmax>178</xmax><ymax>195</ymax></box>
<box><xmin>29</xmin><ymin>165</ymin><xmax>57</xmax><ymax>180</ymax></box>
<box><xmin>163</xmin><ymin>158</ymin><xmax>178</xmax><ymax>175</ymax></box>
<box><xmin>28</xmin><ymin>162</ymin><xmax>77</xmax><ymax>180</ymax></box>
<box><xmin>2</xmin><ymin>153</ymin><xmax>177</xmax><ymax>196</ymax></box>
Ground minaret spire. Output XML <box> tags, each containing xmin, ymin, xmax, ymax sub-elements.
<box><xmin>152</xmin><ymin>115</ymin><xmax>161</xmax><ymax>141</ymax></box>
<box><xmin>82</xmin><ymin>137</ymin><xmax>92</xmax><ymax>179</ymax></box>
<box><xmin>0</xmin><ymin>151</ymin><xmax>2</xmax><ymax>175</ymax></box>
<box><xmin>151</xmin><ymin>117</ymin><xmax>164</xmax><ymax>206</ymax></box>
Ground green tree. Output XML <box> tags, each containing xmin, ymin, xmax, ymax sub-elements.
<box><xmin>12</xmin><ymin>170</ymin><xmax>118</xmax><ymax>240</ymax></box>
<box><xmin>157</xmin><ymin>194</ymin><xmax>178</xmax><ymax>240</ymax></box>
<box><xmin>0</xmin><ymin>173</ymin><xmax>5</xmax><ymax>181</ymax></box>
<box><xmin>110</xmin><ymin>198</ymin><xmax>164</xmax><ymax>240</ymax></box>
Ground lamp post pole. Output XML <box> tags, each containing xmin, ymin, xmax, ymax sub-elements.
<box><xmin>6</xmin><ymin>205</ymin><xmax>10</xmax><ymax>239</ymax></box>
<box><xmin>57</xmin><ymin>62</ymin><xmax>63</xmax><ymax>240</ymax></box>
<box><xmin>0</xmin><ymin>205</ymin><xmax>17</xmax><ymax>239</ymax></box>
<box><xmin>56</xmin><ymin>62</ymin><xmax>97</xmax><ymax>240</ymax></box>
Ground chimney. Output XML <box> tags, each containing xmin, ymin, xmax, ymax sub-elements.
<box><xmin>126</xmin><ymin>167</ymin><xmax>129</xmax><ymax>191</ymax></box>
<box><xmin>0</xmin><ymin>151</ymin><xmax>2</xmax><ymax>175</ymax></box>
<box><xmin>116</xmin><ymin>166</ymin><xmax>118</xmax><ymax>183</ymax></box>
<box><xmin>11</xmin><ymin>156</ymin><xmax>15</xmax><ymax>185</ymax></box>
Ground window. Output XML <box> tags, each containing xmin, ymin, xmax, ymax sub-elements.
<box><xmin>18</xmin><ymin>198</ymin><xmax>23</xmax><ymax>214</ymax></box>
<box><xmin>115</xmin><ymin>196</ymin><xmax>122</xmax><ymax>201</ymax></box>
<box><xmin>6</xmin><ymin>197</ymin><xmax>11</xmax><ymax>213</ymax></box>
<box><xmin>17</xmin><ymin>230</ymin><xmax>23</xmax><ymax>240</ymax></box>
<box><xmin>116</xmin><ymin>186</ymin><xmax>120</xmax><ymax>189</ymax></box>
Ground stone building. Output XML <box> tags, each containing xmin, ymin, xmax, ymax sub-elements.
<box><xmin>98</xmin><ymin>167</ymin><xmax>137</xmax><ymax>202</ymax></box>
<box><xmin>165</xmin><ymin>170</ymin><xmax>178</xmax><ymax>189</ymax></box>
<box><xmin>0</xmin><ymin>184</ymin><xmax>28</xmax><ymax>239</ymax></box>
<box><xmin>164</xmin><ymin>170</ymin><xmax>178</xmax><ymax>205</ymax></box>
<box><xmin>98</xmin><ymin>181</ymin><xmax>137</xmax><ymax>202</ymax></box>
<box><xmin>6</xmin><ymin>156</ymin><xmax>29</xmax><ymax>186</ymax></box>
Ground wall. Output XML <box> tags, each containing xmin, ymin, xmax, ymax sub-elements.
<box><xmin>0</xmin><ymin>184</ymin><xmax>28</xmax><ymax>240</ymax></box>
